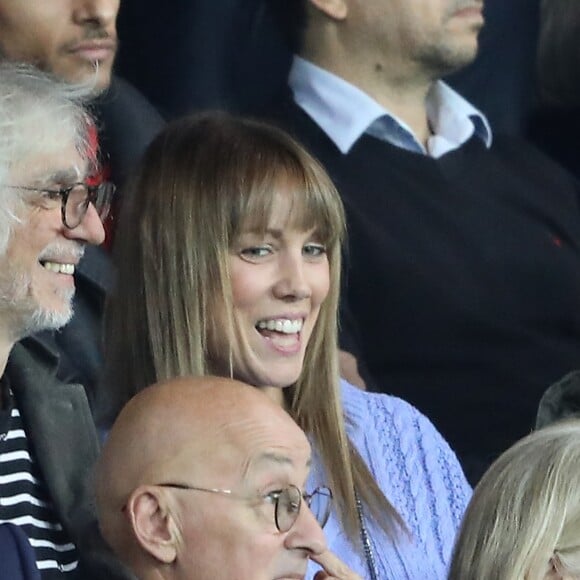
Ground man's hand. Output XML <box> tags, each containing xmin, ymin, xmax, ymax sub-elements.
<box><xmin>311</xmin><ymin>550</ymin><xmax>364</xmax><ymax>579</ymax></box>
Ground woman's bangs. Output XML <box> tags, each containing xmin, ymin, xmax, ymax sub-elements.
<box><xmin>232</xmin><ymin>162</ymin><xmax>344</xmax><ymax>247</ymax></box>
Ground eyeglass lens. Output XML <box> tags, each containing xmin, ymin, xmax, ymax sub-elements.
<box><xmin>306</xmin><ymin>487</ymin><xmax>332</xmax><ymax>528</ymax></box>
<box><xmin>65</xmin><ymin>183</ymin><xmax>112</xmax><ymax>228</ymax></box>
<box><xmin>91</xmin><ymin>183</ymin><xmax>113</xmax><ymax>220</ymax></box>
<box><xmin>275</xmin><ymin>486</ymin><xmax>332</xmax><ymax>533</ymax></box>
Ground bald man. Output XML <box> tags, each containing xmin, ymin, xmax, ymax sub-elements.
<box><xmin>96</xmin><ymin>376</ymin><xmax>361</xmax><ymax>580</ymax></box>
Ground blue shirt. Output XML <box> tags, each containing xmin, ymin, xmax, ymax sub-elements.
<box><xmin>289</xmin><ymin>56</ymin><xmax>492</xmax><ymax>158</ymax></box>
<box><xmin>306</xmin><ymin>380</ymin><xmax>471</xmax><ymax>579</ymax></box>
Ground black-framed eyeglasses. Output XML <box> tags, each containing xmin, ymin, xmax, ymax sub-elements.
<box><xmin>7</xmin><ymin>182</ymin><xmax>116</xmax><ymax>229</ymax></box>
<box><xmin>155</xmin><ymin>483</ymin><xmax>333</xmax><ymax>533</ymax></box>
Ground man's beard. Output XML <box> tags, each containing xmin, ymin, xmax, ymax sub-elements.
<box><xmin>412</xmin><ymin>3</ymin><xmax>483</xmax><ymax>79</ymax></box>
<box><xmin>415</xmin><ymin>37</ymin><xmax>479</xmax><ymax>80</ymax></box>
<box><xmin>0</xmin><ymin>269</ymin><xmax>74</xmax><ymax>340</ymax></box>
<box><xmin>0</xmin><ymin>29</ymin><xmax>117</xmax><ymax>97</ymax></box>
<box><xmin>24</xmin><ymin>293</ymin><xmax>74</xmax><ymax>336</ymax></box>
<box><xmin>0</xmin><ymin>238</ymin><xmax>84</xmax><ymax>340</ymax></box>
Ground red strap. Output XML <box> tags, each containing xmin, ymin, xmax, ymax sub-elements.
<box><xmin>86</xmin><ymin>123</ymin><xmax>115</xmax><ymax>251</ymax></box>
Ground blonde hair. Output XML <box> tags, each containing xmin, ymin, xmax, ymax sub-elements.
<box><xmin>106</xmin><ymin>112</ymin><xmax>403</xmax><ymax>544</ymax></box>
<box><xmin>449</xmin><ymin>420</ymin><xmax>580</xmax><ymax>580</ymax></box>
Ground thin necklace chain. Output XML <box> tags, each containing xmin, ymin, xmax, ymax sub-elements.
<box><xmin>355</xmin><ymin>491</ymin><xmax>379</xmax><ymax>580</ymax></box>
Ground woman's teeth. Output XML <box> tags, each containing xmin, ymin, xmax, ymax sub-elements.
<box><xmin>256</xmin><ymin>319</ymin><xmax>303</xmax><ymax>334</ymax></box>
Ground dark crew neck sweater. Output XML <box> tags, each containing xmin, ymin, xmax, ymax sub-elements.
<box><xmin>270</xmin><ymin>100</ymin><xmax>580</xmax><ymax>481</ymax></box>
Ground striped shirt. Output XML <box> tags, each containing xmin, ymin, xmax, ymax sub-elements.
<box><xmin>0</xmin><ymin>388</ymin><xmax>79</xmax><ymax>578</ymax></box>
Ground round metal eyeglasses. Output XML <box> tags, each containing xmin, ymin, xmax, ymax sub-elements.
<box><xmin>156</xmin><ymin>483</ymin><xmax>333</xmax><ymax>533</ymax></box>
<box><xmin>8</xmin><ymin>181</ymin><xmax>116</xmax><ymax>229</ymax></box>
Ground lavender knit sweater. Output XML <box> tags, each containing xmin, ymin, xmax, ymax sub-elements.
<box><xmin>306</xmin><ymin>380</ymin><xmax>471</xmax><ymax>579</ymax></box>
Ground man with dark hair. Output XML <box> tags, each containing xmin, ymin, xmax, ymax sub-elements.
<box><xmin>0</xmin><ymin>63</ymin><xmax>129</xmax><ymax>579</ymax></box>
<box><xmin>0</xmin><ymin>0</ymin><xmax>164</xmax><ymax>418</ymax></box>
<box><xmin>266</xmin><ymin>0</ymin><xmax>580</xmax><ymax>483</ymax></box>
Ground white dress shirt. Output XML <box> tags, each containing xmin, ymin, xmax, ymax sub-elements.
<box><xmin>289</xmin><ymin>56</ymin><xmax>492</xmax><ymax>158</ymax></box>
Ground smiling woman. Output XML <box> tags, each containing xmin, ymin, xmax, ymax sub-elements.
<box><xmin>216</xmin><ymin>194</ymin><xmax>331</xmax><ymax>393</ymax></box>
<box><xmin>105</xmin><ymin>112</ymin><xmax>471</xmax><ymax>579</ymax></box>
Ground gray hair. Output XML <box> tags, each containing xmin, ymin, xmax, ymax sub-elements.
<box><xmin>449</xmin><ymin>420</ymin><xmax>580</xmax><ymax>580</ymax></box>
<box><xmin>0</xmin><ymin>63</ymin><xmax>94</xmax><ymax>253</ymax></box>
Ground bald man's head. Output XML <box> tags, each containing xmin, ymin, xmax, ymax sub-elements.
<box><xmin>96</xmin><ymin>376</ymin><xmax>326</xmax><ymax>580</ymax></box>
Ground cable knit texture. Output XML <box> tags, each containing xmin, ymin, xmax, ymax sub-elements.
<box><xmin>306</xmin><ymin>380</ymin><xmax>471</xmax><ymax>579</ymax></box>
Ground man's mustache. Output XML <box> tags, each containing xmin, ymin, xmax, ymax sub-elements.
<box><xmin>447</xmin><ymin>0</ymin><xmax>484</xmax><ymax>16</ymax></box>
<box><xmin>62</xmin><ymin>27</ymin><xmax>118</xmax><ymax>52</ymax></box>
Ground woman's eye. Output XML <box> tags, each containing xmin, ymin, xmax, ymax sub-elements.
<box><xmin>303</xmin><ymin>244</ymin><xmax>327</xmax><ymax>258</ymax></box>
<box><xmin>240</xmin><ymin>246</ymin><xmax>272</xmax><ymax>259</ymax></box>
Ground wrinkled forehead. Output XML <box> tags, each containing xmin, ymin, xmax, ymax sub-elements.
<box><xmin>227</xmin><ymin>419</ymin><xmax>312</xmax><ymax>487</ymax></box>
<box><xmin>7</xmin><ymin>144</ymin><xmax>87</xmax><ymax>186</ymax></box>
<box><xmin>156</xmin><ymin>412</ymin><xmax>312</xmax><ymax>487</ymax></box>
<box><xmin>1</xmin><ymin>100</ymin><xmax>91</xmax><ymax>177</ymax></box>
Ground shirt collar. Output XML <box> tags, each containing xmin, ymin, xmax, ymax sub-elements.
<box><xmin>289</xmin><ymin>55</ymin><xmax>492</xmax><ymax>156</ymax></box>
<box><xmin>425</xmin><ymin>81</ymin><xmax>492</xmax><ymax>157</ymax></box>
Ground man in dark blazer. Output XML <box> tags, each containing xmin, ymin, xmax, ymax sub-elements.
<box><xmin>265</xmin><ymin>0</ymin><xmax>580</xmax><ymax>484</ymax></box>
<box><xmin>0</xmin><ymin>0</ymin><xmax>164</xmax><ymax>420</ymax></box>
<box><xmin>0</xmin><ymin>64</ymin><xmax>131</xmax><ymax>579</ymax></box>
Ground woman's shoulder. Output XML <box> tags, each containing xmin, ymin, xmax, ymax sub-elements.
<box><xmin>340</xmin><ymin>378</ymin><xmax>462</xmax><ymax>462</ymax></box>
<box><xmin>340</xmin><ymin>379</ymin><xmax>471</xmax><ymax>559</ymax></box>
<box><xmin>340</xmin><ymin>378</ymin><xmax>432</xmax><ymax>432</ymax></box>
<box><xmin>339</xmin><ymin>378</ymin><xmax>471</xmax><ymax>506</ymax></box>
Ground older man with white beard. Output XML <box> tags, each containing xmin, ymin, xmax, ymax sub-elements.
<box><xmin>0</xmin><ymin>63</ymin><xmax>130</xmax><ymax>580</ymax></box>
<box><xmin>0</xmin><ymin>0</ymin><xmax>164</xmax><ymax>423</ymax></box>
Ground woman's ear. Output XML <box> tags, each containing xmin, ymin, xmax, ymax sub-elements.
<box><xmin>307</xmin><ymin>0</ymin><xmax>348</xmax><ymax>21</ymax></box>
<box><xmin>125</xmin><ymin>486</ymin><xmax>178</xmax><ymax>565</ymax></box>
